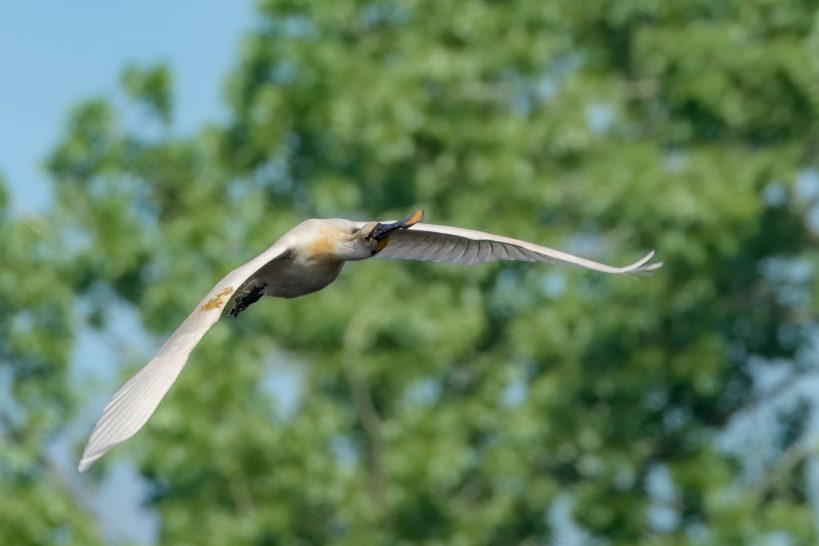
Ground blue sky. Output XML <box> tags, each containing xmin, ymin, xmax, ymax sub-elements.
<box><xmin>0</xmin><ymin>0</ymin><xmax>255</xmax><ymax>213</ymax></box>
<box><xmin>1</xmin><ymin>2</ymin><xmax>255</xmax><ymax>543</ymax></box>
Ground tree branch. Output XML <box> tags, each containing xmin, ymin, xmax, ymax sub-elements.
<box><xmin>341</xmin><ymin>356</ymin><xmax>386</xmax><ymax>511</ymax></box>
<box><xmin>753</xmin><ymin>435</ymin><xmax>818</xmax><ymax>502</ymax></box>
<box><xmin>342</xmin><ymin>313</ymin><xmax>386</xmax><ymax>512</ymax></box>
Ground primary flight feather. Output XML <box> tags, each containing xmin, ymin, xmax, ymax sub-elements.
<box><xmin>78</xmin><ymin>210</ymin><xmax>661</xmax><ymax>471</ymax></box>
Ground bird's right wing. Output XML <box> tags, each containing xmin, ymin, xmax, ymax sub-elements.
<box><xmin>376</xmin><ymin>223</ymin><xmax>661</xmax><ymax>274</ymax></box>
<box><xmin>78</xmin><ymin>240</ymin><xmax>290</xmax><ymax>471</ymax></box>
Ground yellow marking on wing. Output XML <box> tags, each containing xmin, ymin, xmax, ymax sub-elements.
<box><xmin>308</xmin><ymin>227</ymin><xmax>344</xmax><ymax>261</ymax></box>
<box><xmin>377</xmin><ymin>237</ymin><xmax>390</xmax><ymax>252</ymax></box>
<box><xmin>200</xmin><ymin>286</ymin><xmax>234</xmax><ymax>311</ymax></box>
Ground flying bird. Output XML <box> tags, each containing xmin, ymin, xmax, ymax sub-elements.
<box><xmin>78</xmin><ymin>210</ymin><xmax>661</xmax><ymax>471</ymax></box>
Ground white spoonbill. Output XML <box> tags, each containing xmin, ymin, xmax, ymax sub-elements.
<box><xmin>78</xmin><ymin>210</ymin><xmax>661</xmax><ymax>471</ymax></box>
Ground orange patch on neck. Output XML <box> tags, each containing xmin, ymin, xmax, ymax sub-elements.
<box><xmin>200</xmin><ymin>286</ymin><xmax>234</xmax><ymax>311</ymax></box>
<box><xmin>308</xmin><ymin>227</ymin><xmax>343</xmax><ymax>261</ymax></box>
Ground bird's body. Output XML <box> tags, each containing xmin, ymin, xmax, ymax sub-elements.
<box><xmin>78</xmin><ymin>210</ymin><xmax>661</xmax><ymax>471</ymax></box>
<box><xmin>258</xmin><ymin>258</ymin><xmax>344</xmax><ymax>298</ymax></box>
<box><xmin>254</xmin><ymin>225</ymin><xmax>347</xmax><ymax>299</ymax></box>
<box><xmin>234</xmin><ymin>218</ymin><xmax>367</xmax><ymax>303</ymax></box>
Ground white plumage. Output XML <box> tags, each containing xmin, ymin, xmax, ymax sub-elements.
<box><xmin>78</xmin><ymin>210</ymin><xmax>661</xmax><ymax>471</ymax></box>
<box><xmin>374</xmin><ymin>222</ymin><xmax>659</xmax><ymax>272</ymax></box>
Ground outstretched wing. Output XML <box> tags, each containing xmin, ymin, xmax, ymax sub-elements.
<box><xmin>375</xmin><ymin>223</ymin><xmax>661</xmax><ymax>274</ymax></box>
<box><xmin>78</xmin><ymin>241</ymin><xmax>289</xmax><ymax>471</ymax></box>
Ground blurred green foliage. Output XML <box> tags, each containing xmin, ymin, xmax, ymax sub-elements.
<box><xmin>0</xmin><ymin>189</ymin><xmax>102</xmax><ymax>544</ymax></box>
<box><xmin>3</xmin><ymin>0</ymin><xmax>819</xmax><ymax>544</ymax></box>
<box><xmin>121</xmin><ymin>63</ymin><xmax>174</xmax><ymax>125</ymax></box>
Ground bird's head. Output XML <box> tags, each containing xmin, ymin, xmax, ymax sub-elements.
<box><xmin>360</xmin><ymin>209</ymin><xmax>424</xmax><ymax>255</ymax></box>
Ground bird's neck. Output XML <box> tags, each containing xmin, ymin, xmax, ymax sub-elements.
<box><xmin>301</xmin><ymin>227</ymin><xmax>370</xmax><ymax>263</ymax></box>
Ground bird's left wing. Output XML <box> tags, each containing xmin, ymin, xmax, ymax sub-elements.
<box><xmin>373</xmin><ymin>222</ymin><xmax>661</xmax><ymax>274</ymax></box>
<box><xmin>78</xmin><ymin>240</ymin><xmax>289</xmax><ymax>471</ymax></box>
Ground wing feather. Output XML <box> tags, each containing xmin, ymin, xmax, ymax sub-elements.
<box><xmin>376</xmin><ymin>222</ymin><xmax>662</xmax><ymax>274</ymax></box>
<box><xmin>461</xmin><ymin>239</ymin><xmax>480</xmax><ymax>265</ymax></box>
<box><xmin>491</xmin><ymin>240</ymin><xmax>512</xmax><ymax>261</ymax></box>
<box><xmin>435</xmin><ymin>238</ymin><xmax>462</xmax><ymax>263</ymax></box>
<box><xmin>78</xmin><ymin>240</ymin><xmax>289</xmax><ymax>471</ymax></box>
<box><xmin>474</xmin><ymin>240</ymin><xmax>492</xmax><ymax>264</ymax></box>
<box><xmin>417</xmin><ymin>238</ymin><xmax>438</xmax><ymax>261</ymax></box>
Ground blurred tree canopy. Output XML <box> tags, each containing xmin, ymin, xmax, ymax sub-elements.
<box><xmin>0</xmin><ymin>181</ymin><xmax>102</xmax><ymax>545</ymax></box>
<box><xmin>3</xmin><ymin>0</ymin><xmax>819</xmax><ymax>544</ymax></box>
